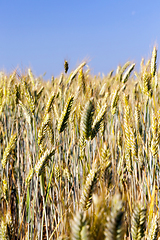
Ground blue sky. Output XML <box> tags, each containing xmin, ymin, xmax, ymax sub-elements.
<box><xmin>1</xmin><ymin>0</ymin><xmax>160</xmax><ymax>79</ymax></box>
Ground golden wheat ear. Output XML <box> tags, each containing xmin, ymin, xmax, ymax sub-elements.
<box><xmin>79</xmin><ymin>134</ymin><xmax>87</xmax><ymax>160</ymax></box>
<box><xmin>1</xmin><ymin>133</ymin><xmax>17</xmax><ymax>169</ymax></box>
<box><xmin>2</xmin><ymin>176</ymin><xmax>9</xmax><ymax>202</ymax></box>
<box><xmin>44</xmin><ymin>91</ymin><xmax>55</xmax><ymax>116</ymax></box>
<box><xmin>58</xmin><ymin>95</ymin><xmax>74</xmax><ymax>133</ymax></box>
<box><xmin>130</xmin><ymin>125</ymin><xmax>138</xmax><ymax>160</ymax></box>
<box><xmin>131</xmin><ymin>204</ymin><xmax>146</xmax><ymax>240</ymax></box>
<box><xmin>0</xmin><ymin>219</ymin><xmax>8</xmax><ymax>239</ymax></box>
<box><xmin>146</xmin><ymin>213</ymin><xmax>159</xmax><ymax>240</ymax></box>
<box><xmin>119</xmin><ymin>61</ymin><xmax>131</xmax><ymax>81</ymax></box>
<box><xmin>111</xmin><ymin>89</ymin><xmax>119</xmax><ymax>115</ymax></box>
<box><xmin>105</xmin><ymin>194</ymin><xmax>124</xmax><ymax>240</ymax></box>
<box><xmin>28</xmin><ymin>68</ymin><xmax>35</xmax><ymax>86</ymax></box>
<box><xmin>122</xmin><ymin>63</ymin><xmax>135</xmax><ymax>84</ymax></box>
<box><xmin>100</xmin><ymin>143</ymin><xmax>112</xmax><ymax>184</ymax></box>
<box><xmin>38</xmin><ymin>113</ymin><xmax>51</xmax><ymax>148</ymax></box>
<box><xmin>70</xmin><ymin>211</ymin><xmax>89</xmax><ymax>240</ymax></box>
<box><xmin>89</xmin><ymin>194</ymin><xmax>106</xmax><ymax>240</ymax></box>
<box><xmin>67</xmin><ymin>61</ymin><xmax>86</xmax><ymax>89</ymax></box>
<box><xmin>80</xmin><ymin>164</ymin><xmax>99</xmax><ymax>210</ymax></box>
<box><xmin>78</xmin><ymin>68</ymin><xmax>86</xmax><ymax>94</ymax></box>
<box><xmin>35</xmin><ymin>148</ymin><xmax>55</xmax><ymax>176</ymax></box>
<box><xmin>0</xmin><ymin>209</ymin><xmax>14</xmax><ymax>239</ymax></box>
<box><xmin>142</xmin><ymin>68</ymin><xmax>152</xmax><ymax>97</ymax></box>
<box><xmin>151</xmin><ymin>46</ymin><xmax>157</xmax><ymax>78</ymax></box>
<box><xmin>91</xmin><ymin>102</ymin><xmax>107</xmax><ymax>140</ymax></box>
<box><xmin>22</xmin><ymin>79</ymin><xmax>35</xmax><ymax>114</ymax></box>
<box><xmin>18</xmin><ymin>100</ymin><xmax>31</xmax><ymax>125</ymax></box>
<box><xmin>151</xmin><ymin>112</ymin><xmax>159</xmax><ymax>158</ymax></box>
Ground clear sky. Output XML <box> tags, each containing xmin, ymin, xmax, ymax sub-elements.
<box><xmin>1</xmin><ymin>0</ymin><xmax>160</xmax><ymax>79</ymax></box>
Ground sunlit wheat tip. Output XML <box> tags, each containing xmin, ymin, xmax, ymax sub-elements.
<box><xmin>151</xmin><ymin>46</ymin><xmax>157</xmax><ymax>77</ymax></box>
<box><xmin>122</xmin><ymin>63</ymin><xmax>135</xmax><ymax>83</ymax></box>
<box><xmin>119</xmin><ymin>61</ymin><xmax>131</xmax><ymax>82</ymax></box>
<box><xmin>67</xmin><ymin>61</ymin><xmax>86</xmax><ymax>89</ymax></box>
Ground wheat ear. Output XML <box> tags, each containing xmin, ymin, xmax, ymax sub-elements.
<box><xmin>131</xmin><ymin>204</ymin><xmax>146</xmax><ymax>240</ymax></box>
<box><xmin>71</xmin><ymin>211</ymin><xmax>89</xmax><ymax>240</ymax></box>
<box><xmin>19</xmin><ymin>100</ymin><xmax>31</xmax><ymax>125</ymax></box>
<box><xmin>119</xmin><ymin>61</ymin><xmax>131</xmax><ymax>81</ymax></box>
<box><xmin>135</xmin><ymin>102</ymin><xmax>142</xmax><ymax>134</ymax></box>
<box><xmin>67</xmin><ymin>62</ymin><xmax>86</xmax><ymax>88</ymax></box>
<box><xmin>151</xmin><ymin>112</ymin><xmax>159</xmax><ymax>157</ymax></box>
<box><xmin>38</xmin><ymin>113</ymin><xmax>51</xmax><ymax>147</ymax></box>
<box><xmin>80</xmin><ymin>98</ymin><xmax>94</xmax><ymax>140</ymax></box>
<box><xmin>28</xmin><ymin>68</ymin><xmax>35</xmax><ymax>86</ymax></box>
<box><xmin>57</xmin><ymin>95</ymin><xmax>74</xmax><ymax>133</ymax></box>
<box><xmin>35</xmin><ymin>148</ymin><xmax>55</xmax><ymax>176</ymax></box>
<box><xmin>91</xmin><ymin>102</ymin><xmax>107</xmax><ymax>140</ymax></box>
<box><xmin>0</xmin><ymin>209</ymin><xmax>14</xmax><ymax>239</ymax></box>
<box><xmin>147</xmin><ymin>213</ymin><xmax>159</xmax><ymax>240</ymax></box>
<box><xmin>1</xmin><ymin>133</ymin><xmax>17</xmax><ymax>169</ymax></box>
<box><xmin>44</xmin><ymin>91</ymin><xmax>55</xmax><ymax>116</ymax></box>
<box><xmin>64</xmin><ymin>60</ymin><xmax>69</xmax><ymax>73</ymax></box>
<box><xmin>22</xmin><ymin>80</ymin><xmax>35</xmax><ymax>113</ymax></box>
<box><xmin>80</xmin><ymin>164</ymin><xmax>99</xmax><ymax>210</ymax></box>
<box><xmin>111</xmin><ymin>89</ymin><xmax>119</xmax><ymax>115</ymax></box>
<box><xmin>122</xmin><ymin>63</ymin><xmax>135</xmax><ymax>84</ymax></box>
<box><xmin>100</xmin><ymin>142</ymin><xmax>111</xmax><ymax>182</ymax></box>
<box><xmin>151</xmin><ymin>46</ymin><xmax>157</xmax><ymax>78</ymax></box>
<box><xmin>78</xmin><ymin>68</ymin><xmax>86</xmax><ymax>94</ymax></box>
<box><xmin>2</xmin><ymin>176</ymin><xmax>9</xmax><ymax>202</ymax></box>
<box><xmin>105</xmin><ymin>194</ymin><xmax>124</xmax><ymax>240</ymax></box>
<box><xmin>142</xmin><ymin>69</ymin><xmax>152</xmax><ymax>97</ymax></box>
<box><xmin>0</xmin><ymin>219</ymin><xmax>8</xmax><ymax>240</ymax></box>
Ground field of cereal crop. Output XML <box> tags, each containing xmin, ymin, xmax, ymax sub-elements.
<box><xmin>0</xmin><ymin>47</ymin><xmax>160</xmax><ymax>239</ymax></box>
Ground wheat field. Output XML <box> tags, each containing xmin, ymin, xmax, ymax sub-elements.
<box><xmin>0</xmin><ymin>47</ymin><xmax>160</xmax><ymax>239</ymax></box>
